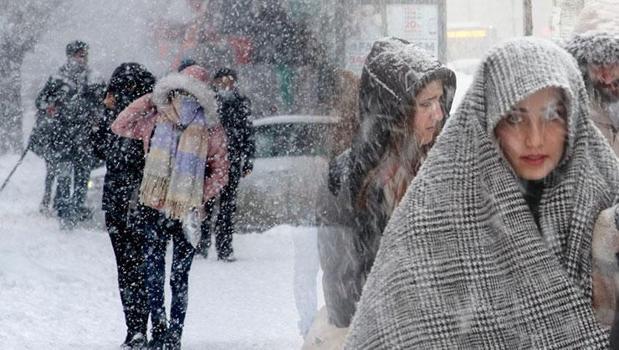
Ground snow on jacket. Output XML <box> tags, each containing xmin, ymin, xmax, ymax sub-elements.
<box><xmin>315</xmin><ymin>37</ymin><xmax>456</xmax><ymax>328</ymax></box>
<box><xmin>93</xmin><ymin>63</ymin><xmax>156</xmax><ymax>214</ymax></box>
<box><xmin>33</xmin><ymin>61</ymin><xmax>105</xmax><ymax>164</ymax></box>
<box><xmin>565</xmin><ymin>31</ymin><xmax>619</xmax><ymax>155</ymax></box>
<box><xmin>112</xmin><ymin>73</ymin><xmax>229</xmax><ymax>203</ymax></box>
<box><xmin>345</xmin><ymin>37</ymin><xmax>619</xmax><ymax>350</ymax></box>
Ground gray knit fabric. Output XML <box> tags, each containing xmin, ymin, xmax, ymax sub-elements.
<box><xmin>344</xmin><ymin>37</ymin><xmax>619</xmax><ymax>349</ymax></box>
<box><xmin>564</xmin><ymin>31</ymin><xmax>619</xmax><ymax>67</ymax></box>
<box><xmin>564</xmin><ymin>31</ymin><xmax>619</xmax><ymax>103</ymax></box>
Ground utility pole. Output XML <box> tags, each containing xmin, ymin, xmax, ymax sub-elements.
<box><xmin>523</xmin><ymin>0</ymin><xmax>533</xmax><ymax>35</ymax></box>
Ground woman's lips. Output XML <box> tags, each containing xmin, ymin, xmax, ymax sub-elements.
<box><xmin>521</xmin><ymin>155</ymin><xmax>548</xmax><ymax>165</ymax></box>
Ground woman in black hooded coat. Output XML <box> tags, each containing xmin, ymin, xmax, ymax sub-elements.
<box><xmin>92</xmin><ymin>62</ymin><xmax>155</xmax><ymax>348</ymax></box>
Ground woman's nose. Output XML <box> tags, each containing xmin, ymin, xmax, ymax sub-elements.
<box><xmin>431</xmin><ymin>102</ymin><xmax>444</xmax><ymax>122</ymax></box>
<box><xmin>525</xmin><ymin>120</ymin><xmax>544</xmax><ymax>148</ymax></box>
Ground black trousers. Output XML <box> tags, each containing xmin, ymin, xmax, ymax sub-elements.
<box><xmin>105</xmin><ymin>206</ymin><xmax>149</xmax><ymax>337</ymax></box>
<box><xmin>200</xmin><ymin>165</ymin><xmax>241</xmax><ymax>259</ymax></box>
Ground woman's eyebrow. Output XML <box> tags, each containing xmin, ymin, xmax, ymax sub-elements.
<box><xmin>420</xmin><ymin>94</ymin><xmax>442</xmax><ymax>102</ymax></box>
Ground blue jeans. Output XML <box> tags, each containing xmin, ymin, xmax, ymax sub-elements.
<box><xmin>143</xmin><ymin>208</ymin><xmax>195</xmax><ymax>343</ymax></box>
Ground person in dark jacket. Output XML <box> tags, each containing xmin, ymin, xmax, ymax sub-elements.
<box><xmin>31</xmin><ymin>76</ymin><xmax>73</xmax><ymax>215</ymax></box>
<box><xmin>198</xmin><ymin>68</ymin><xmax>255</xmax><ymax>261</ymax></box>
<box><xmin>91</xmin><ymin>62</ymin><xmax>156</xmax><ymax>349</ymax></box>
<box><xmin>34</xmin><ymin>40</ymin><xmax>105</xmax><ymax>228</ymax></box>
<box><xmin>305</xmin><ymin>37</ymin><xmax>456</xmax><ymax>348</ymax></box>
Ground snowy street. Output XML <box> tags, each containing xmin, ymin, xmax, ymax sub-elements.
<box><xmin>0</xmin><ymin>154</ymin><xmax>323</xmax><ymax>349</ymax></box>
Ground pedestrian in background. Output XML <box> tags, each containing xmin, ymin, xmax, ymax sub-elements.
<box><xmin>197</xmin><ymin>67</ymin><xmax>254</xmax><ymax>262</ymax></box>
<box><xmin>33</xmin><ymin>40</ymin><xmax>105</xmax><ymax>228</ymax></box>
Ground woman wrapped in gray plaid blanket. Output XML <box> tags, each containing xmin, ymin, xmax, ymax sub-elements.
<box><xmin>345</xmin><ymin>37</ymin><xmax>619</xmax><ymax>349</ymax></box>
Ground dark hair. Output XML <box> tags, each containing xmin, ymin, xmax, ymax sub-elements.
<box><xmin>106</xmin><ymin>62</ymin><xmax>156</xmax><ymax>110</ymax></box>
<box><xmin>178</xmin><ymin>58</ymin><xmax>197</xmax><ymax>72</ymax></box>
<box><xmin>66</xmin><ymin>40</ymin><xmax>89</xmax><ymax>57</ymax></box>
<box><xmin>213</xmin><ymin>67</ymin><xmax>238</xmax><ymax>81</ymax></box>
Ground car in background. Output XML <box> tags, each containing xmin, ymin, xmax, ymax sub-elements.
<box><xmin>235</xmin><ymin>115</ymin><xmax>339</xmax><ymax>232</ymax></box>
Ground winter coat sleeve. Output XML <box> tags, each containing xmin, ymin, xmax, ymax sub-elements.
<box><xmin>203</xmin><ymin>125</ymin><xmax>230</xmax><ymax>202</ymax></box>
<box><xmin>591</xmin><ymin>205</ymin><xmax>619</xmax><ymax>326</ymax></box>
<box><xmin>111</xmin><ymin>93</ymin><xmax>157</xmax><ymax>142</ymax></box>
<box><xmin>90</xmin><ymin>111</ymin><xmax>111</xmax><ymax>162</ymax></box>
<box><xmin>239</xmin><ymin>97</ymin><xmax>255</xmax><ymax>172</ymax></box>
<box><xmin>316</xmin><ymin>154</ymin><xmax>366</xmax><ymax>328</ymax></box>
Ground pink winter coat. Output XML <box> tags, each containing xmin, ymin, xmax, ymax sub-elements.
<box><xmin>111</xmin><ymin>92</ymin><xmax>229</xmax><ymax>202</ymax></box>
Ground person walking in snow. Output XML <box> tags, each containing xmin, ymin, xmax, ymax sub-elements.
<box><xmin>91</xmin><ymin>62</ymin><xmax>156</xmax><ymax>349</ymax></box>
<box><xmin>197</xmin><ymin>67</ymin><xmax>254</xmax><ymax>261</ymax></box>
<box><xmin>30</xmin><ymin>77</ymin><xmax>69</xmax><ymax>216</ymax></box>
<box><xmin>33</xmin><ymin>40</ymin><xmax>105</xmax><ymax>228</ymax></box>
<box><xmin>344</xmin><ymin>37</ymin><xmax>619</xmax><ymax>349</ymax></box>
<box><xmin>305</xmin><ymin>37</ymin><xmax>456</xmax><ymax>348</ymax></box>
<box><xmin>112</xmin><ymin>64</ymin><xmax>229</xmax><ymax>350</ymax></box>
<box><xmin>565</xmin><ymin>31</ymin><xmax>619</xmax><ymax>155</ymax></box>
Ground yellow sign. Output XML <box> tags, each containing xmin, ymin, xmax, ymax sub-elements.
<box><xmin>447</xmin><ymin>30</ymin><xmax>487</xmax><ymax>39</ymax></box>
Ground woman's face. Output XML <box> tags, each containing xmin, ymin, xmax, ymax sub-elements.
<box><xmin>494</xmin><ymin>87</ymin><xmax>568</xmax><ymax>181</ymax></box>
<box><xmin>411</xmin><ymin>80</ymin><xmax>444</xmax><ymax>146</ymax></box>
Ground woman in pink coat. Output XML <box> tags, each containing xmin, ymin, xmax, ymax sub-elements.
<box><xmin>112</xmin><ymin>64</ymin><xmax>228</xmax><ymax>350</ymax></box>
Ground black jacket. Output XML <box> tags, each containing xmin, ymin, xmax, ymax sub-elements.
<box><xmin>32</xmin><ymin>62</ymin><xmax>105</xmax><ymax>165</ymax></box>
<box><xmin>216</xmin><ymin>90</ymin><xmax>255</xmax><ymax>173</ymax></box>
<box><xmin>91</xmin><ymin>62</ymin><xmax>155</xmax><ymax>213</ymax></box>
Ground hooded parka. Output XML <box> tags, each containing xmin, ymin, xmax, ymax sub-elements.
<box><xmin>315</xmin><ymin>37</ymin><xmax>456</xmax><ymax>329</ymax></box>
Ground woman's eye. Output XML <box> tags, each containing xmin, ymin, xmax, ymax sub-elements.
<box><xmin>505</xmin><ymin>112</ymin><xmax>523</xmax><ymax>124</ymax></box>
<box><xmin>419</xmin><ymin>102</ymin><xmax>431</xmax><ymax>108</ymax></box>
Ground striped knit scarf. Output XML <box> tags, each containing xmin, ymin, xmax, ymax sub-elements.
<box><xmin>139</xmin><ymin>95</ymin><xmax>209</xmax><ymax>221</ymax></box>
<box><xmin>345</xmin><ymin>38</ymin><xmax>619</xmax><ymax>349</ymax></box>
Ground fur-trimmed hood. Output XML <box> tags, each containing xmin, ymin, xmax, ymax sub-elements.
<box><xmin>151</xmin><ymin>72</ymin><xmax>219</xmax><ymax>125</ymax></box>
<box><xmin>564</xmin><ymin>31</ymin><xmax>619</xmax><ymax>68</ymax></box>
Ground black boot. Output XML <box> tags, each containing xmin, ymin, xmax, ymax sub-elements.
<box><xmin>121</xmin><ymin>331</ymin><xmax>146</xmax><ymax>349</ymax></box>
<box><xmin>147</xmin><ymin>323</ymin><xmax>167</xmax><ymax>350</ymax></box>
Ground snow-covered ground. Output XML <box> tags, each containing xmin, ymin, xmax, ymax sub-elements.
<box><xmin>0</xmin><ymin>154</ymin><xmax>323</xmax><ymax>349</ymax></box>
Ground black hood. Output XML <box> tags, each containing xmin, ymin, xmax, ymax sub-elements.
<box><xmin>348</xmin><ymin>37</ymin><xmax>456</xmax><ymax>202</ymax></box>
<box><xmin>106</xmin><ymin>62</ymin><xmax>156</xmax><ymax>112</ymax></box>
